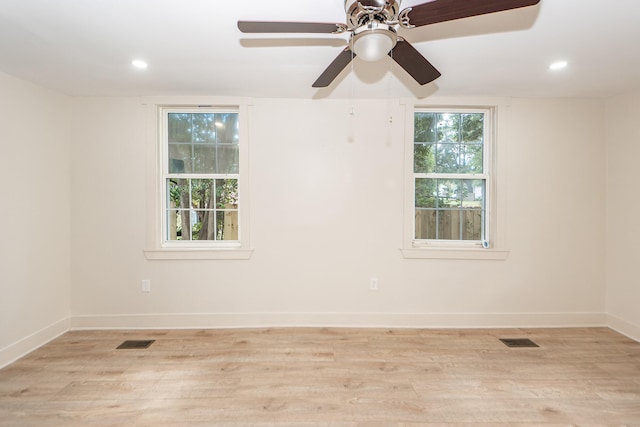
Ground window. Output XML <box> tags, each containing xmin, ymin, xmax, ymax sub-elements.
<box><xmin>403</xmin><ymin>106</ymin><xmax>505</xmax><ymax>260</ymax></box>
<box><xmin>164</xmin><ymin>110</ymin><xmax>239</xmax><ymax>244</ymax></box>
<box><xmin>143</xmin><ymin>98</ymin><xmax>251</xmax><ymax>260</ymax></box>
<box><xmin>414</xmin><ymin>110</ymin><xmax>488</xmax><ymax>244</ymax></box>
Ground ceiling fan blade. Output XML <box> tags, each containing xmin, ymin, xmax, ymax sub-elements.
<box><xmin>390</xmin><ymin>39</ymin><xmax>441</xmax><ymax>85</ymax></box>
<box><xmin>312</xmin><ymin>48</ymin><xmax>355</xmax><ymax>88</ymax></box>
<box><xmin>403</xmin><ymin>0</ymin><xmax>540</xmax><ymax>27</ymax></box>
<box><xmin>238</xmin><ymin>21</ymin><xmax>346</xmax><ymax>34</ymax></box>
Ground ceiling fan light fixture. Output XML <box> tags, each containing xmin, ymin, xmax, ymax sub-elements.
<box><xmin>351</xmin><ymin>22</ymin><xmax>397</xmax><ymax>62</ymax></box>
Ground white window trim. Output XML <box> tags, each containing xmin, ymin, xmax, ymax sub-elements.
<box><xmin>400</xmin><ymin>99</ymin><xmax>509</xmax><ymax>261</ymax></box>
<box><xmin>142</xmin><ymin>97</ymin><xmax>252</xmax><ymax>260</ymax></box>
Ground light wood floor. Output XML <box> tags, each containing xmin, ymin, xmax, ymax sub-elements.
<box><xmin>1</xmin><ymin>327</ymin><xmax>639</xmax><ymax>426</ymax></box>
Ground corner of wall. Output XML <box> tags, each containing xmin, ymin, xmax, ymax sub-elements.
<box><xmin>0</xmin><ymin>317</ymin><xmax>70</xmax><ymax>369</ymax></box>
<box><xmin>607</xmin><ymin>314</ymin><xmax>640</xmax><ymax>343</ymax></box>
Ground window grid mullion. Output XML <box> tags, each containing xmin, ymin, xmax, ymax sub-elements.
<box><xmin>166</xmin><ymin>174</ymin><xmax>238</xmax><ymax>179</ymax></box>
<box><xmin>190</xmin><ymin>114</ymin><xmax>195</xmax><ymax>173</ymax></box>
<box><xmin>214</xmin><ymin>116</ymin><xmax>219</xmax><ymax>174</ymax></box>
<box><xmin>212</xmin><ymin>179</ymin><xmax>217</xmax><ymax>241</ymax></box>
<box><xmin>188</xmin><ymin>179</ymin><xmax>193</xmax><ymax>240</ymax></box>
<box><xmin>415</xmin><ymin>173</ymin><xmax>487</xmax><ymax>180</ymax></box>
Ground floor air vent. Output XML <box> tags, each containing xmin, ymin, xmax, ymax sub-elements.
<box><xmin>116</xmin><ymin>340</ymin><xmax>155</xmax><ymax>350</ymax></box>
<box><xmin>500</xmin><ymin>338</ymin><xmax>539</xmax><ymax>348</ymax></box>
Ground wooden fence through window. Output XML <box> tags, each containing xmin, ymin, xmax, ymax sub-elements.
<box><xmin>415</xmin><ymin>209</ymin><xmax>483</xmax><ymax>240</ymax></box>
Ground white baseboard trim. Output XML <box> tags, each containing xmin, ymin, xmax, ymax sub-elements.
<box><xmin>607</xmin><ymin>314</ymin><xmax>640</xmax><ymax>342</ymax></box>
<box><xmin>0</xmin><ymin>317</ymin><xmax>70</xmax><ymax>369</ymax></box>
<box><xmin>70</xmin><ymin>312</ymin><xmax>608</xmax><ymax>331</ymax></box>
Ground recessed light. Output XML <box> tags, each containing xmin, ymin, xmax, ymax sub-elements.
<box><xmin>132</xmin><ymin>59</ymin><xmax>148</xmax><ymax>69</ymax></box>
<box><xmin>549</xmin><ymin>60</ymin><xmax>568</xmax><ymax>71</ymax></box>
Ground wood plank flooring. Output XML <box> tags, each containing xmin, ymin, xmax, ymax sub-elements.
<box><xmin>1</xmin><ymin>327</ymin><xmax>639</xmax><ymax>426</ymax></box>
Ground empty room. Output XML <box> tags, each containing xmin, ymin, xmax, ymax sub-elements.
<box><xmin>1</xmin><ymin>0</ymin><xmax>639</xmax><ymax>425</ymax></box>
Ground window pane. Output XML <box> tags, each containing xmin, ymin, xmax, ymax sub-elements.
<box><xmin>167</xmin><ymin>179</ymin><xmax>189</xmax><ymax>209</ymax></box>
<box><xmin>193</xmin><ymin>145</ymin><xmax>216</xmax><ymax>173</ymax></box>
<box><xmin>166</xmin><ymin>208</ymin><xmax>192</xmax><ymax>240</ymax></box>
<box><xmin>415</xmin><ymin>178</ymin><xmax>436</xmax><ymax>208</ymax></box>
<box><xmin>459</xmin><ymin>144</ymin><xmax>483</xmax><ymax>174</ymax></box>
<box><xmin>415</xmin><ymin>209</ymin><xmax>436</xmax><ymax>239</ymax></box>
<box><xmin>191</xmin><ymin>210</ymin><xmax>216</xmax><ymax>240</ymax></box>
<box><xmin>168</xmin><ymin>113</ymin><xmax>192</xmax><ymax>143</ymax></box>
<box><xmin>217</xmin><ymin>145</ymin><xmax>239</xmax><ymax>174</ymax></box>
<box><xmin>435</xmin><ymin>143</ymin><xmax>461</xmax><ymax>173</ymax></box>
<box><xmin>414</xmin><ymin>113</ymin><xmax>437</xmax><ymax>142</ymax></box>
<box><xmin>436</xmin><ymin>210</ymin><xmax>460</xmax><ymax>240</ymax></box>
<box><xmin>191</xmin><ymin>113</ymin><xmax>216</xmax><ymax>144</ymax></box>
<box><xmin>166</xmin><ymin>209</ymin><xmax>181</xmax><ymax>240</ymax></box>
<box><xmin>217</xmin><ymin>210</ymin><xmax>239</xmax><ymax>241</ymax></box>
<box><xmin>436</xmin><ymin>179</ymin><xmax>462</xmax><ymax>208</ymax></box>
<box><xmin>461</xmin><ymin>208</ymin><xmax>483</xmax><ymax>240</ymax></box>
<box><xmin>216</xmin><ymin>179</ymin><xmax>238</xmax><ymax>209</ymax></box>
<box><xmin>461</xmin><ymin>113</ymin><xmax>484</xmax><ymax>144</ymax></box>
<box><xmin>437</xmin><ymin>113</ymin><xmax>461</xmax><ymax>143</ymax></box>
<box><xmin>461</xmin><ymin>179</ymin><xmax>485</xmax><ymax>209</ymax></box>
<box><xmin>414</xmin><ymin>143</ymin><xmax>435</xmax><ymax>173</ymax></box>
<box><xmin>191</xmin><ymin>179</ymin><xmax>215</xmax><ymax>210</ymax></box>
<box><xmin>215</xmin><ymin>113</ymin><xmax>240</xmax><ymax>145</ymax></box>
<box><xmin>168</xmin><ymin>144</ymin><xmax>192</xmax><ymax>173</ymax></box>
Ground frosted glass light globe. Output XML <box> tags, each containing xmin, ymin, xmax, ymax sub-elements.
<box><xmin>351</xmin><ymin>23</ymin><xmax>397</xmax><ymax>62</ymax></box>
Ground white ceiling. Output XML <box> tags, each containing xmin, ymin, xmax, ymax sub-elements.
<box><xmin>0</xmin><ymin>0</ymin><xmax>638</xmax><ymax>99</ymax></box>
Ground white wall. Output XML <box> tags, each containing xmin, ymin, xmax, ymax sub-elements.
<box><xmin>605</xmin><ymin>90</ymin><xmax>640</xmax><ymax>339</ymax></box>
<box><xmin>69</xmin><ymin>96</ymin><xmax>607</xmax><ymax>328</ymax></box>
<box><xmin>0</xmin><ymin>72</ymin><xmax>71</xmax><ymax>366</ymax></box>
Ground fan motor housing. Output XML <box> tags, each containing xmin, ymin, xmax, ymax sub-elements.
<box><xmin>344</xmin><ymin>0</ymin><xmax>401</xmax><ymax>27</ymax></box>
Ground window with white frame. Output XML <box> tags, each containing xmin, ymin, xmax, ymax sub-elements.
<box><xmin>412</xmin><ymin>108</ymin><xmax>492</xmax><ymax>247</ymax></box>
<box><xmin>144</xmin><ymin>99</ymin><xmax>249</xmax><ymax>260</ymax></box>
<box><xmin>162</xmin><ymin>108</ymin><xmax>241</xmax><ymax>246</ymax></box>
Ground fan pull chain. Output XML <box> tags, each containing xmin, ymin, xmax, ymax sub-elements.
<box><xmin>388</xmin><ymin>71</ymin><xmax>393</xmax><ymax>124</ymax></box>
<box><xmin>348</xmin><ymin>46</ymin><xmax>356</xmax><ymax>143</ymax></box>
<box><xmin>350</xmin><ymin>46</ymin><xmax>355</xmax><ymax>116</ymax></box>
<box><xmin>386</xmin><ymin>48</ymin><xmax>394</xmax><ymax>144</ymax></box>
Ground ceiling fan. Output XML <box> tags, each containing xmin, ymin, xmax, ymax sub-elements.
<box><xmin>238</xmin><ymin>0</ymin><xmax>540</xmax><ymax>88</ymax></box>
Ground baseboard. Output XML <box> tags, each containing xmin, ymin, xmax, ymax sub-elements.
<box><xmin>0</xmin><ymin>317</ymin><xmax>70</xmax><ymax>369</ymax></box>
<box><xmin>607</xmin><ymin>314</ymin><xmax>640</xmax><ymax>342</ymax></box>
<box><xmin>70</xmin><ymin>311</ymin><xmax>608</xmax><ymax>330</ymax></box>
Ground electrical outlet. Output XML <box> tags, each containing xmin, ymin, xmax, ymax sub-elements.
<box><xmin>370</xmin><ymin>277</ymin><xmax>378</xmax><ymax>291</ymax></box>
<box><xmin>141</xmin><ymin>279</ymin><xmax>151</xmax><ymax>293</ymax></box>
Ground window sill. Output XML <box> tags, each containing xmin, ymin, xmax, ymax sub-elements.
<box><xmin>144</xmin><ymin>248</ymin><xmax>253</xmax><ymax>260</ymax></box>
<box><xmin>400</xmin><ymin>247</ymin><xmax>509</xmax><ymax>260</ymax></box>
